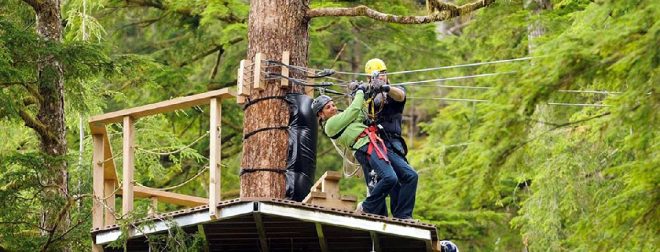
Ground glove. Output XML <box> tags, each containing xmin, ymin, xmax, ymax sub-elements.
<box><xmin>357</xmin><ymin>83</ymin><xmax>369</xmax><ymax>92</ymax></box>
<box><xmin>371</xmin><ymin>78</ymin><xmax>386</xmax><ymax>90</ymax></box>
<box><xmin>380</xmin><ymin>84</ymin><xmax>391</xmax><ymax>93</ymax></box>
<box><xmin>347</xmin><ymin>81</ymin><xmax>359</xmax><ymax>91</ymax></box>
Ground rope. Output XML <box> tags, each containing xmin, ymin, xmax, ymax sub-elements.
<box><xmin>330</xmin><ymin>139</ymin><xmax>361</xmax><ymax>178</ymax></box>
<box><xmin>135</xmin><ymin>131</ymin><xmax>210</xmax><ymax>156</ymax></box>
<box><xmin>96</xmin><ymin>152</ymin><xmax>122</xmax><ymax>166</ymax></box>
<box><xmin>136</xmin><ymin>166</ymin><xmax>211</xmax><ymax>191</ymax></box>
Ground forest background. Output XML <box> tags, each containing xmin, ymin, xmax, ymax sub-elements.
<box><xmin>0</xmin><ymin>0</ymin><xmax>657</xmax><ymax>251</ymax></box>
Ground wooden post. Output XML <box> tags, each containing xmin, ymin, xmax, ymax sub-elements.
<box><xmin>103</xmin><ymin>180</ymin><xmax>116</xmax><ymax>225</ymax></box>
<box><xmin>280</xmin><ymin>51</ymin><xmax>290</xmax><ymax>88</ymax></box>
<box><xmin>122</xmin><ymin>116</ymin><xmax>135</xmax><ymax>215</ymax></box>
<box><xmin>148</xmin><ymin>197</ymin><xmax>158</xmax><ymax>217</ymax></box>
<box><xmin>253</xmin><ymin>53</ymin><xmax>264</xmax><ymax>91</ymax></box>
<box><xmin>92</xmin><ymin>135</ymin><xmax>104</xmax><ymax>229</ymax></box>
<box><xmin>208</xmin><ymin>98</ymin><xmax>222</xmax><ymax>218</ymax></box>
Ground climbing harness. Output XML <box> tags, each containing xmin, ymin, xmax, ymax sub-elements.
<box><xmin>357</xmin><ymin>125</ymin><xmax>389</xmax><ymax>163</ymax></box>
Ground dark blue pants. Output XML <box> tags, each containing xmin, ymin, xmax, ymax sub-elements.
<box><xmin>354</xmin><ymin>144</ymin><xmax>398</xmax><ymax>216</ymax></box>
<box><xmin>385</xmin><ymin>138</ymin><xmax>418</xmax><ymax>219</ymax></box>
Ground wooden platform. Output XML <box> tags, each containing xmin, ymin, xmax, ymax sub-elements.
<box><xmin>92</xmin><ymin>198</ymin><xmax>441</xmax><ymax>252</ymax></box>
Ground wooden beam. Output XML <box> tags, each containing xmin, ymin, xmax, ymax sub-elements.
<box><xmin>92</xmin><ymin>241</ymin><xmax>103</xmax><ymax>252</ymax></box>
<box><xmin>122</xmin><ymin>116</ymin><xmax>135</xmax><ymax>215</ymax></box>
<box><xmin>88</xmin><ymin>125</ymin><xmax>118</xmax><ymax>181</ymax></box>
<box><xmin>237</xmin><ymin>59</ymin><xmax>251</xmax><ymax>104</ymax></box>
<box><xmin>253</xmin><ymin>53</ymin><xmax>264</xmax><ymax>91</ymax></box>
<box><xmin>315</xmin><ymin>223</ymin><xmax>328</xmax><ymax>252</ymax></box>
<box><xmin>306</xmin><ymin>68</ymin><xmax>315</xmax><ymax>97</ymax></box>
<box><xmin>280</xmin><ymin>51</ymin><xmax>289</xmax><ymax>88</ymax></box>
<box><xmin>103</xmin><ymin>180</ymin><xmax>116</xmax><ymax>226</ymax></box>
<box><xmin>92</xmin><ymin>135</ymin><xmax>105</xmax><ymax>229</ymax></box>
<box><xmin>117</xmin><ymin>185</ymin><xmax>207</xmax><ymax>207</ymax></box>
<box><xmin>253</xmin><ymin>212</ymin><xmax>269</xmax><ymax>252</ymax></box>
<box><xmin>208</xmin><ymin>98</ymin><xmax>222</xmax><ymax>218</ymax></box>
<box><xmin>89</xmin><ymin>88</ymin><xmax>235</xmax><ymax>125</ymax></box>
<box><xmin>148</xmin><ymin>197</ymin><xmax>158</xmax><ymax>217</ymax></box>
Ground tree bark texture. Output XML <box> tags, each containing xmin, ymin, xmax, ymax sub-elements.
<box><xmin>23</xmin><ymin>0</ymin><xmax>69</xmax><ymax>249</ymax></box>
<box><xmin>525</xmin><ymin>0</ymin><xmax>552</xmax><ymax>53</ymax></box>
<box><xmin>240</xmin><ymin>0</ymin><xmax>310</xmax><ymax>198</ymax></box>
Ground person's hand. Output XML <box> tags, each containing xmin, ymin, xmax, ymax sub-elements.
<box><xmin>380</xmin><ymin>84</ymin><xmax>391</xmax><ymax>93</ymax></box>
<box><xmin>371</xmin><ymin>78</ymin><xmax>386</xmax><ymax>91</ymax></box>
<box><xmin>357</xmin><ymin>83</ymin><xmax>369</xmax><ymax>92</ymax></box>
<box><xmin>347</xmin><ymin>81</ymin><xmax>359</xmax><ymax>91</ymax></box>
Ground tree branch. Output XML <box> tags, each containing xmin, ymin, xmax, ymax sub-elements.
<box><xmin>122</xmin><ymin>0</ymin><xmax>244</xmax><ymax>23</ymax></box>
<box><xmin>40</xmin><ymin>198</ymin><xmax>73</xmax><ymax>252</ymax></box>
<box><xmin>18</xmin><ymin>108</ymin><xmax>56</xmax><ymax>142</ymax></box>
<box><xmin>209</xmin><ymin>48</ymin><xmax>224</xmax><ymax>80</ymax></box>
<box><xmin>307</xmin><ymin>0</ymin><xmax>496</xmax><ymax>24</ymax></box>
<box><xmin>21</xmin><ymin>0</ymin><xmax>40</xmax><ymax>10</ymax></box>
<box><xmin>180</xmin><ymin>37</ymin><xmax>242</xmax><ymax>67</ymax></box>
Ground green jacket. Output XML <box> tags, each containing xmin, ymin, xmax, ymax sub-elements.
<box><xmin>323</xmin><ymin>90</ymin><xmax>370</xmax><ymax>150</ymax></box>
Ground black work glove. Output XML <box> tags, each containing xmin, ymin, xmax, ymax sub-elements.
<box><xmin>357</xmin><ymin>83</ymin><xmax>369</xmax><ymax>92</ymax></box>
<box><xmin>371</xmin><ymin>78</ymin><xmax>386</xmax><ymax>91</ymax></box>
<box><xmin>380</xmin><ymin>84</ymin><xmax>391</xmax><ymax>93</ymax></box>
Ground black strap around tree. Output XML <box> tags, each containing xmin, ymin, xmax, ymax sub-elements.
<box><xmin>243</xmin><ymin>126</ymin><xmax>289</xmax><ymax>140</ymax></box>
<box><xmin>242</xmin><ymin>95</ymin><xmax>288</xmax><ymax>111</ymax></box>
<box><xmin>240</xmin><ymin>168</ymin><xmax>287</xmax><ymax>176</ymax></box>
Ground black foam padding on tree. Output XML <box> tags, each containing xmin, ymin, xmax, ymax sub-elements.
<box><xmin>284</xmin><ymin>93</ymin><xmax>318</xmax><ymax>201</ymax></box>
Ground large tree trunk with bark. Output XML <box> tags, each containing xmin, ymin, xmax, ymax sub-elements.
<box><xmin>240</xmin><ymin>0</ymin><xmax>310</xmax><ymax>198</ymax></box>
<box><xmin>23</xmin><ymin>0</ymin><xmax>69</xmax><ymax>250</ymax></box>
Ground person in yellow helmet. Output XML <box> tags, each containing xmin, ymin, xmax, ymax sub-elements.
<box><xmin>355</xmin><ymin>58</ymin><xmax>418</xmax><ymax>219</ymax></box>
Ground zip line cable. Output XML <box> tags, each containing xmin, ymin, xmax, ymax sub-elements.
<box><xmin>408</xmin><ymin>96</ymin><xmax>610</xmax><ymax>107</ymax></box>
<box><xmin>390</xmin><ymin>72</ymin><xmax>517</xmax><ymax>86</ymax></box>
<box><xmin>410</xmin><ymin>83</ymin><xmax>622</xmax><ymax>95</ymax></box>
<box><xmin>263</xmin><ymin>60</ymin><xmax>354</xmax><ymax>85</ymax></box>
<box><xmin>333</xmin><ymin>56</ymin><xmax>535</xmax><ymax>76</ymax></box>
<box><xmin>259</xmin><ymin>57</ymin><xmax>622</xmax><ymax>98</ymax></box>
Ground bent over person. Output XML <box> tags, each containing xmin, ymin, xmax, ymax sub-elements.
<box><xmin>311</xmin><ymin>86</ymin><xmax>396</xmax><ymax>216</ymax></box>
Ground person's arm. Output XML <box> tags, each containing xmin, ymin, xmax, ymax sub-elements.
<box><xmin>324</xmin><ymin>90</ymin><xmax>365</xmax><ymax>136</ymax></box>
<box><xmin>388</xmin><ymin>86</ymin><xmax>405</xmax><ymax>102</ymax></box>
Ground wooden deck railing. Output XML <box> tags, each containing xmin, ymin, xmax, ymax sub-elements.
<box><xmin>89</xmin><ymin>88</ymin><xmax>235</xmax><ymax>231</ymax></box>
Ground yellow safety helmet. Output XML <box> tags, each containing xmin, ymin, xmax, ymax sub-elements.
<box><xmin>365</xmin><ymin>58</ymin><xmax>387</xmax><ymax>75</ymax></box>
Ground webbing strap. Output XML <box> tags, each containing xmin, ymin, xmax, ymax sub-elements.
<box><xmin>357</xmin><ymin>126</ymin><xmax>389</xmax><ymax>163</ymax></box>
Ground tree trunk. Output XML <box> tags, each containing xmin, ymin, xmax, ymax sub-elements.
<box><xmin>240</xmin><ymin>0</ymin><xmax>310</xmax><ymax>198</ymax></box>
<box><xmin>24</xmin><ymin>0</ymin><xmax>69</xmax><ymax>249</ymax></box>
<box><xmin>525</xmin><ymin>0</ymin><xmax>552</xmax><ymax>53</ymax></box>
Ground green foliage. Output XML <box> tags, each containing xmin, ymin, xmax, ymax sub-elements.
<box><xmin>412</xmin><ymin>0</ymin><xmax>659</xmax><ymax>250</ymax></box>
<box><xmin>1</xmin><ymin>0</ymin><xmax>656</xmax><ymax>251</ymax></box>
